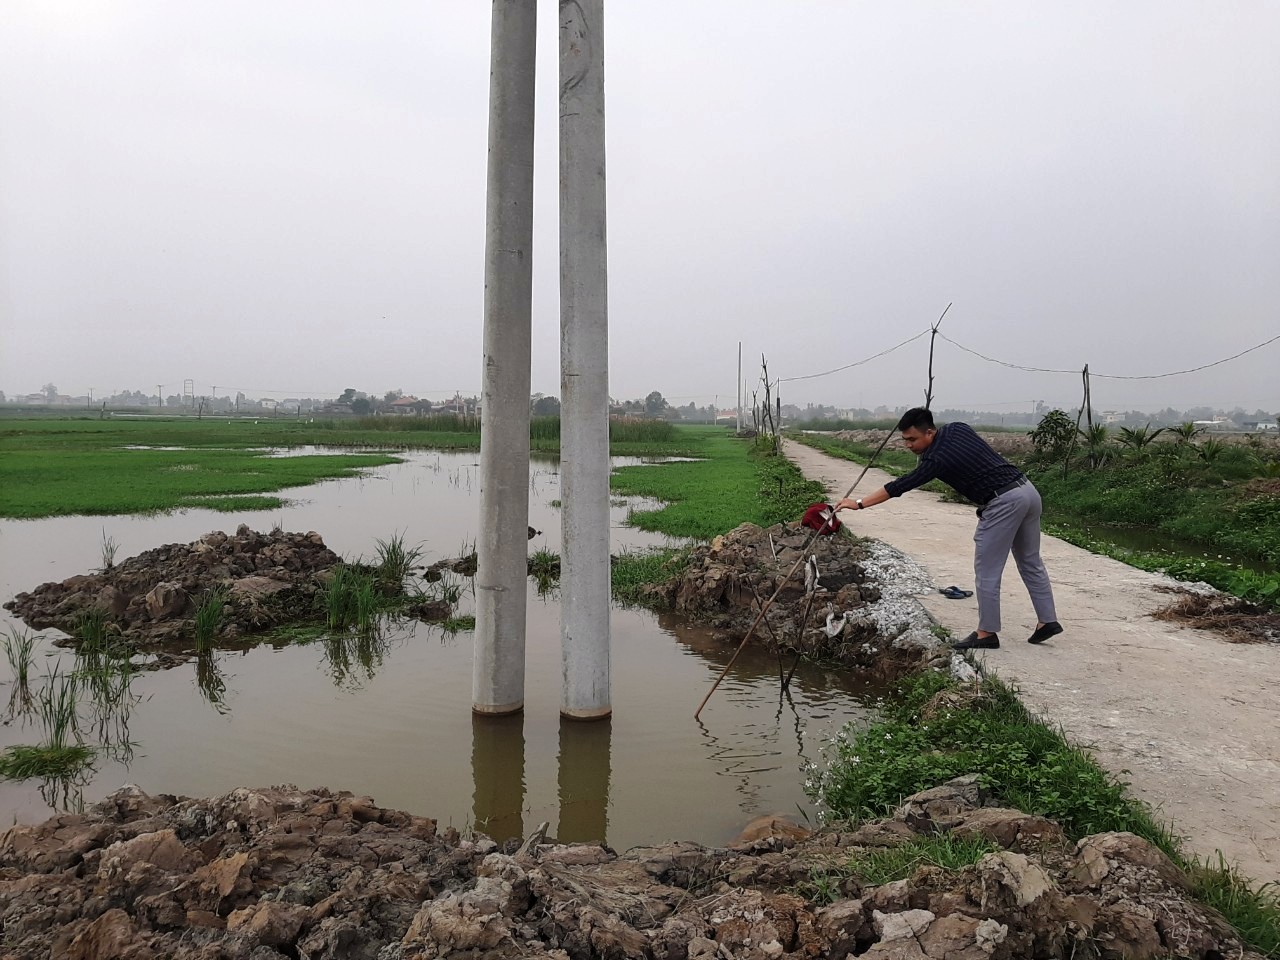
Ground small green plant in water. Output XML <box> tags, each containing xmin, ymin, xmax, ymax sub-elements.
<box><xmin>354</xmin><ymin>577</ymin><xmax>380</xmax><ymax>636</ymax></box>
<box><xmin>99</xmin><ymin>529</ymin><xmax>118</xmax><ymax>572</ymax></box>
<box><xmin>37</xmin><ymin>665</ymin><xmax>82</xmax><ymax>751</ymax></box>
<box><xmin>441</xmin><ymin>615</ymin><xmax>476</xmax><ymax>633</ymax></box>
<box><xmin>0</xmin><ymin>743</ymin><xmax>96</xmax><ymax>782</ymax></box>
<box><xmin>323</xmin><ymin>564</ymin><xmax>359</xmax><ymax>630</ymax></box>
<box><xmin>73</xmin><ymin>608</ymin><xmax>109</xmax><ymax>655</ymax></box>
<box><xmin>194</xmin><ymin>587</ymin><xmax>230</xmax><ymax>652</ymax></box>
<box><xmin>373</xmin><ymin>532</ymin><xmax>423</xmax><ymax>590</ymax></box>
<box><xmin>2</xmin><ymin>626</ymin><xmax>37</xmax><ymax>717</ymax></box>
<box><xmin>528</xmin><ymin>549</ymin><xmax>560</xmax><ymax>579</ymax></box>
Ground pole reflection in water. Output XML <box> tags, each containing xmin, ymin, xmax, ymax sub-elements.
<box><xmin>471</xmin><ymin>712</ymin><xmax>526</xmax><ymax>845</ymax></box>
<box><xmin>556</xmin><ymin>715</ymin><xmax>611</xmax><ymax>844</ymax></box>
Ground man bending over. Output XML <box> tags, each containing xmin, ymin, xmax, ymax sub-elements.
<box><xmin>836</xmin><ymin>407</ymin><xmax>1063</xmax><ymax>650</ymax></box>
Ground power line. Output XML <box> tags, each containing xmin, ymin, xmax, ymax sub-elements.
<box><xmin>937</xmin><ymin>331</ymin><xmax>1280</xmax><ymax>380</ymax></box>
<box><xmin>778</xmin><ymin>328</ymin><xmax>931</xmax><ymax>383</ymax></box>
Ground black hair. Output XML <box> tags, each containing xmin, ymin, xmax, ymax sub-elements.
<box><xmin>896</xmin><ymin>407</ymin><xmax>935</xmax><ymax>432</ymax></box>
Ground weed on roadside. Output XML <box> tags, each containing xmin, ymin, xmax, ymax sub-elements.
<box><xmin>799</xmin><ymin>835</ymin><xmax>999</xmax><ymax>902</ymax></box>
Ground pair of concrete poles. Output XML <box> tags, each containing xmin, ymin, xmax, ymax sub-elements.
<box><xmin>473</xmin><ymin>0</ymin><xmax>611</xmax><ymax>721</ymax></box>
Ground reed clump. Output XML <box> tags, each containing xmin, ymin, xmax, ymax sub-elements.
<box><xmin>2</xmin><ymin>626</ymin><xmax>37</xmax><ymax>717</ymax></box>
<box><xmin>194</xmin><ymin>587</ymin><xmax>230</xmax><ymax>652</ymax></box>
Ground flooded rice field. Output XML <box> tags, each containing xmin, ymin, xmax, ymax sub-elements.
<box><xmin>0</xmin><ymin>450</ymin><xmax>878</xmax><ymax>849</ymax></box>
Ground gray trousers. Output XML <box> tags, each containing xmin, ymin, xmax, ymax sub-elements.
<box><xmin>973</xmin><ymin>481</ymin><xmax>1057</xmax><ymax>633</ymax></box>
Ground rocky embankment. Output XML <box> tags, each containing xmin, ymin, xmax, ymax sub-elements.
<box><xmin>0</xmin><ymin>779</ymin><xmax>1257</xmax><ymax>960</ymax></box>
<box><xmin>3</xmin><ymin>526</ymin><xmax>341</xmax><ymax>647</ymax></box>
<box><xmin>644</xmin><ymin>521</ymin><xmax>946</xmax><ymax>676</ymax></box>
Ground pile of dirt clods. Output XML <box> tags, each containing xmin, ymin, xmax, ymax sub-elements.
<box><xmin>643</xmin><ymin>521</ymin><xmax>944</xmax><ymax>675</ymax></box>
<box><xmin>0</xmin><ymin>779</ymin><xmax>1258</xmax><ymax>959</ymax></box>
<box><xmin>3</xmin><ymin>526</ymin><xmax>342</xmax><ymax>648</ymax></box>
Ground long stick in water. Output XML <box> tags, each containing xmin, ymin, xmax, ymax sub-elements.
<box><xmin>693</xmin><ymin>427</ymin><xmax>899</xmax><ymax>719</ymax></box>
<box><xmin>695</xmin><ymin>303</ymin><xmax>950</xmax><ymax>719</ymax></box>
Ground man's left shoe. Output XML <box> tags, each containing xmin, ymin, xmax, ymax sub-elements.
<box><xmin>954</xmin><ymin>631</ymin><xmax>999</xmax><ymax>650</ymax></box>
<box><xmin>1027</xmin><ymin>621</ymin><xmax>1064</xmax><ymax>644</ymax></box>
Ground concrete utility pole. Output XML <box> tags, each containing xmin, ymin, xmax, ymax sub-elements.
<box><xmin>473</xmin><ymin>0</ymin><xmax>538</xmax><ymax>716</ymax></box>
<box><xmin>559</xmin><ymin>0</ymin><xmax>611</xmax><ymax>720</ymax></box>
<box><xmin>736</xmin><ymin>342</ymin><xmax>742</xmax><ymax>433</ymax></box>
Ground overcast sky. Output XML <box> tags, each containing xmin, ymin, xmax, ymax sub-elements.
<box><xmin>1</xmin><ymin>1</ymin><xmax>1277</xmax><ymax>414</ymax></box>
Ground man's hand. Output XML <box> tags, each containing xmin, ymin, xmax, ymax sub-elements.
<box><xmin>835</xmin><ymin>498</ymin><xmax>858</xmax><ymax>512</ymax></box>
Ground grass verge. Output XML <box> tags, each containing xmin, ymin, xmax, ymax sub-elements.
<box><xmin>611</xmin><ymin>430</ymin><xmax>828</xmax><ymax>539</ymax></box>
<box><xmin>811</xmin><ymin>669</ymin><xmax>1280</xmax><ymax>956</ymax></box>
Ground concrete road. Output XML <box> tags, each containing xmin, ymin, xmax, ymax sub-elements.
<box><xmin>786</xmin><ymin>439</ymin><xmax>1280</xmax><ymax>882</ymax></box>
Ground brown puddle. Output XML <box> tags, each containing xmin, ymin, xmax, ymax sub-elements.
<box><xmin>0</xmin><ymin>450</ymin><xmax>879</xmax><ymax>849</ymax></box>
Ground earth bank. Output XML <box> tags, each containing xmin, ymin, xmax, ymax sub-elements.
<box><xmin>0</xmin><ymin>778</ymin><xmax>1258</xmax><ymax>960</ymax></box>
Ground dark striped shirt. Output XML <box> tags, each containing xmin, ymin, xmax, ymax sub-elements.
<box><xmin>883</xmin><ymin>422</ymin><xmax>1022</xmax><ymax>505</ymax></box>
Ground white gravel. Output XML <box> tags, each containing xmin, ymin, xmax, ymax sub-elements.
<box><xmin>851</xmin><ymin>539</ymin><xmax>942</xmax><ymax>653</ymax></box>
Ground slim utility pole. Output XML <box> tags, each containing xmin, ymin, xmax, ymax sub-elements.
<box><xmin>157</xmin><ymin>385</ymin><xmax>163</xmax><ymax>408</ymax></box>
<box><xmin>736</xmin><ymin>342</ymin><xmax>742</xmax><ymax>433</ymax></box>
<box><xmin>559</xmin><ymin>0</ymin><xmax>611</xmax><ymax>719</ymax></box>
<box><xmin>473</xmin><ymin>0</ymin><xmax>538</xmax><ymax>716</ymax></box>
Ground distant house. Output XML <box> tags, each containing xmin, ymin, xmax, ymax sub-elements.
<box><xmin>1243</xmin><ymin>418</ymin><xmax>1279</xmax><ymax>432</ymax></box>
<box><xmin>390</xmin><ymin>396</ymin><xmax>420</xmax><ymax>415</ymax></box>
<box><xmin>1192</xmin><ymin>417</ymin><xmax>1236</xmax><ymax>431</ymax></box>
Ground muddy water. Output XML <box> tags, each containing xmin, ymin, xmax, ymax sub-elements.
<box><xmin>0</xmin><ymin>450</ymin><xmax>877</xmax><ymax>849</ymax></box>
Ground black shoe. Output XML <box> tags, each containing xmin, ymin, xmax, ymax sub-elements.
<box><xmin>954</xmin><ymin>631</ymin><xmax>999</xmax><ymax>650</ymax></box>
<box><xmin>1027</xmin><ymin>622</ymin><xmax>1063</xmax><ymax>645</ymax></box>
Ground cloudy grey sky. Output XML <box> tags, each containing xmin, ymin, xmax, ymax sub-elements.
<box><xmin>2</xmin><ymin>1</ymin><xmax>1277</xmax><ymax>414</ymax></box>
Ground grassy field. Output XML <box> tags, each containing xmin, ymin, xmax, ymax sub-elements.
<box><xmin>611</xmin><ymin>428</ymin><xmax>828</xmax><ymax>539</ymax></box>
<box><xmin>0</xmin><ymin>416</ymin><xmax>703</xmax><ymax>519</ymax></box>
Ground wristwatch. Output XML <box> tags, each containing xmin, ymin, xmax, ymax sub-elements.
<box><xmin>856</xmin><ymin>499</ymin><xmax>864</xmax><ymax>510</ymax></box>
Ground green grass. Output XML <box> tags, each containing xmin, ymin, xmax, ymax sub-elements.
<box><xmin>2</xmin><ymin>627</ymin><xmax>37</xmax><ymax>717</ymax></box>
<box><xmin>374</xmin><ymin>533</ymin><xmax>425</xmax><ymax>590</ymax></box>
<box><xmin>441</xmin><ymin>615</ymin><xmax>476</xmax><ymax>633</ymax></box>
<box><xmin>610</xmin><ymin>430</ymin><xmax>827</xmax><ymax>539</ymax></box>
<box><xmin>801</xmin><ymin>834</ymin><xmax>999</xmax><ymax>902</ymax></box>
<box><xmin>0</xmin><ymin>744</ymin><xmax>96</xmax><ymax>781</ymax></box>
<box><xmin>193</xmin><ymin>588</ymin><xmax>230</xmax><ymax>651</ymax></box>
<box><xmin>815</xmin><ymin>671</ymin><xmax>1175</xmax><ymax>847</ymax></box>
<box><xmin>814</xmin><ymin>669</ymin><xmax>1280</xmax><ymax>956</ymax></box>
<box><xmin>1028</xmin><ymin>454</ymin><xmax>1280</xmax><ymax>569</ymax></box>
<box><xmin>611</xmin><ymin>548</ymin><xmax>691</xmax><ymax>606</ymax></box>
<box><xmin>0</xmin><ymin>417</ymin><xmax>702</xmax><ymax>519</ymax></box>
<box><xmin>1190</xmin><ymin>855</ymin><xmax>1280</xmax><ymax>956</ymax></box>
<box><xmin>0</xmin><ymin>445</ymin><xmax>399</xmax><ymax>519</ymax></box>
<box><xmin>1042</xmin><ymin>520</ymin><xmax>1280</xmax><ymax>610</ymax></box>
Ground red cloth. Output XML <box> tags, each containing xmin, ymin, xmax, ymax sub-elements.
<box><xmin>801</xmin><ymin>502</ymin><xmax>842</xmax><ymax>535</ymax></box>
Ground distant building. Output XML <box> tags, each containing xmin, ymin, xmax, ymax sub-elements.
<box><xmin>390</xmin><ymin>396</ymin><xmax>420</xmax><ymax>415</ymax></box>
<box><xmin>1243</xmin><ymin>419</ymin><xmax>1279</xmax><ymax>432</ymax></box>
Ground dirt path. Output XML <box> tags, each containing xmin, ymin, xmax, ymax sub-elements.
<box><xmin>785</xmin><ymin>439</ymin><xmax>1280</xmax><ymax>883</ymax></box>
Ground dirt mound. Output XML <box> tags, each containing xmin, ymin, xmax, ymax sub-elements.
<box><xmin>0</xmin><ymin>781</ymin><xmax>1256</xmax><ymax>959</ymax></box>
<box><xmin>642</xmin><ymin>521</ymin><xmax>944</xmax><ymax>675</ymax></box>
<box><xmin>1152</xmin><ymin>587</ymin><xmax>1280</xmax><ymax>644</ymax></box>
<box><xmin>3</xmin><ymin>526</ymin><xmax>341</xmax><ymax>647</ymax></box>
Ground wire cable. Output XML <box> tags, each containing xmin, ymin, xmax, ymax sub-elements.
<box><xmin>937</xmin><ymin>331</ymin><xmax>1280</xmax><ymax>380</ymax></box>
<box><xmin>778</xmin><ymin>328</ymin><xmax>931</xmax><ymax>383</ymax></box>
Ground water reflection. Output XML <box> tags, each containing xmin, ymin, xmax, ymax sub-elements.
<box><xmin>194</xmin><ymin>652</ymin><xmax>229</xmax><ymax>714</ymax></box>
<box><xmin>557</xmin><ymin>716</ymin><xmax>612</xmax><ymax>844</ymax></box>
<box><xmin>0</xmin><ymin>450</ymin><xmax>879</xmax><ymax>841</ymax></box>
<box><xmin>471</xmin><ymin>712</ymin><xmax>526</xmax><ymax>844</ymax></box>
